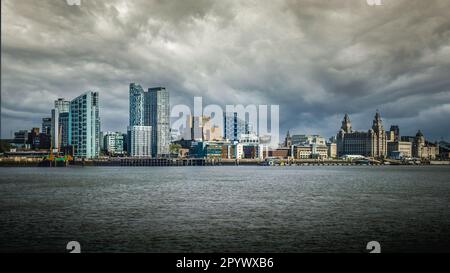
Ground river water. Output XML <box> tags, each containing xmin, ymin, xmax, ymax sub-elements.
<box><xmin>0</xmin><ymin>166</ymin><xmax>449</xmax><ymax>253</ymax></box>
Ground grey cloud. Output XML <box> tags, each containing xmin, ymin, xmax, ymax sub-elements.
<box><xmin>1</xmin><ymin>0</ymin><xmax>450</xmax><ymax>141</ymax></box>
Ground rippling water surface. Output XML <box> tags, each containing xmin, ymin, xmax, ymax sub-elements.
<box><xmin>0</xmin><ymin>166</ymin><xmax>449</xmax><ymax>253</ymax></box>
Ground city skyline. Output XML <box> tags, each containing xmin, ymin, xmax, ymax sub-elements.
<box><xmin>1</xmin><ymin>0</ymin><xmax>450</xmax><ymax>141</ymax></box>
<box><xmin>2</xmin><ymin>87</ymin><xmax>447</xmax><ymax>144</ymax></box>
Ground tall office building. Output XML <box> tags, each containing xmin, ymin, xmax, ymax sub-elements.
<box><xmin>55</xmin><ymin>98</ymin><xmax>70</xmax><ymax>113</ymax></box>
<box><xmin>70</xmin><ymin>91</ymin><xmax>100</xmax><ymax>158</ymax></box>
<box><xmin>147</xmin><ymin>87</ymin><xmax>170</xmax><ymax>157</ymax></box>
<box><xmin>129</xmin><ymin>83</ymin><xmax>145</xmax><ymax>126</ymax></box>
<box><xmin>128</xmin><ymin>84</ymin><xmax>170</xmax><ymax>157</ymax></box>
<box><xmin>128</xmin><ymin>83</ymin><xmax>151</xmax><ymax>157</ymax></box>
<box><xmin>224</xmin><ymin>112</ymin><xmax>249</xmax><ymax>141</ymax></box>
<box><xmin>59</xmin><ymin>112</ymin><xmax>71</xmax><ymax>148</ymax></box>
<box><xmin>50</xmin><ymin>98</ymin><xmax>71</xmax><ymax>151</ymax></box>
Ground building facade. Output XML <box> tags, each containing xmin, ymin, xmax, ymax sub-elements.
<box><xmin>387</xmin><ymin>125</ymin><xmax>400</xmax><ymax>142</ymax></box>
<box><xmin>42</xmin><ymin>117</ymin><xmax>52</xmax><ymax>136</ymax></box>
<box><xmin>59</xmin><ymin>112</ymin><xmax>71</xmax><ymax>149</ymax></box>
<box><xmin>291</xmin><ymin>134</ymin><xmax>327</xmax><ymax>146</ymax></box>
<box><xmin>128</xmin><ymin>84</ymin><xmax>170</xmax><ymax>158</ymax></box>
<box><xmin>55</xmin><ymin>98</ymin><xmax>70</xmax><ymax>114</ymax></box>
<box><xmin>50</xmin><ymin>98</ymin><xmax>71</xmax><ymax>152</ymax></box>
<box><xmin>128</xmin><ymin>126</ymin><xmax>152</xmax><ymax>157</ymax></box>
<box><xmin>294</xmin><ymin>145</ymin><xmax>329</xmax><ymax>159</ymax></box>
<box><xmin>103</xmin><ymin>132</ymin><xmax>125</xmax><ymax>155</ymax></box>
<box><xmin>70</xmin><ymin>91</ymin><xmax>100</xmax><ymax>158</ymax></box>
<box><xmin>336</xmin><ymin>112</ymin><xmax>387</xmax><ymax>158</ymax></box>
<box><xmin>327</xmin><ymin>142</ymin><xmax>337</xmax><ymax>159</ymax></box>
<box><xmin>412</xmin><ymin>130</ymin><xmax>438</xmax><ymax>160</ymax></box>
<box><xmin>129</xmin><ymin>83</ymin><xmax>145</xmax><ymax>127</ymax></box>
<box><xmin>12</xmin><ymin>130</ymin><xmax>29</xmax><ymax>148</ymax></box>
<box><xmin>147</xmin><ymin>87</ymin><xmax>170</xmax><ymax>157</ymax></box>
<box><xmin>224</xmin><ymin>112</ymin><xmax>249</xmax><ymax>141</ymax></box>
<box><xmin>387</xmin><ymin>141</ymin><xmax>412</xmax><ymax>158</ymax></box>
<box><xmin>236</xmin><ymin>133</ymin><xmax>267</xmax><ymax>159</ymax></box>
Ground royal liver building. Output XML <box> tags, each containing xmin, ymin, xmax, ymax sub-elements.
<box><xmin>337</xmin><ymin>111</ymin><xmax>387</xmax><ymax>158</ymax></box>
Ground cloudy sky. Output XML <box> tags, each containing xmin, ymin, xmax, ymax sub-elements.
<box><xmin>1</xmin><ymin>0</ymin><xmax>450</xmax><ymax>141</ymax></box>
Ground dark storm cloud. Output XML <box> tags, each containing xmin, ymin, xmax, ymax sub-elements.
<box><xmin>1</xmin><ymin>0</ymin><xmax>450</xmax><ymax>141</ymax></box>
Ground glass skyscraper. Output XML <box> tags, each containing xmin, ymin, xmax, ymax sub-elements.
<box><xmin>129</xmin><ymin>83</ymin><xmax>145</xmax><ymax>126</ymax></box>
<box><xmin>59</xmin><ymin>112</ymin><xmax>71</xmax><ymax>148</ymax></box>
<box><xmin>128</xmin><ymin>83</ymin><xmax>152</xmax><ymax>157</ymax></box>
<box><xmin>70</xmin><ymin>91</ymin><xmax>100</xmax><ymax>158</ymax></box>
<box><xmin>147</xmin><ymin>87</ymin><xmax>170</xmax><ymax>157</ymax></box>
<box><xmin>128</xmin><ymin>83</ymin><xmax>170</xmax><ymax>158</ymax></box>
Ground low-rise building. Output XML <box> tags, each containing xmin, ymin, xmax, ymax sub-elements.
<box><xmin>387</xmin><ymin>141</ymin><xmax>412</xmax><ymax>158</ymax></box>
<box><xmin>294</xmin><ymin>144</ymin><xmax>329</xmax><ymax>159</ymax></box>
<box><xmin>269</xmin><ymin>148</ymin><xmax>290</xmax><ymax>159</ymax></box>
<box><xmin>12</xmin><ymin>130</ymin><xmax>30</xmax><ymax>149</ymax></box>
<box><xmin>103</xmin><ymin>132</ymin><xmax>125</xmax><ymax>156</ymax></box>
<box><xmin>190</xmin><ymin>141</ymin><xmax>234</xmax><ymax>159</ymax></box>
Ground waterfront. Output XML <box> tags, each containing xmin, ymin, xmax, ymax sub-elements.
<box><xmin>0</xmin><ymin>166</ymin><xmax>449</xmax><ymax>253</ymax></box>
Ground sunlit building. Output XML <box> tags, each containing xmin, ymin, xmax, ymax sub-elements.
<box><xmin>412</xmin><ymin>130</ymin><xmax>438</xmax><ymax>160</ymax></box>
<box><xmin>336</xmin><ymin>112</ymin><xmax>387</xmax><ymax>158</ymax></box>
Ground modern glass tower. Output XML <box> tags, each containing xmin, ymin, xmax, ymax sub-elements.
<box><xmin>147</xmin><ymin>87</ymin><xmax>170</xmax><ymax>157</ymax></box>
<box><xmin>224</xmin><ymin>112</ymin><xmax>250</xmax><ymax>141</ymax></box>
<box><xmin>128</xmin><ymin>83</ymin><xmax>152</xmax><ymax>157</ymax></box>
<box><xmin>128</xmin><ymin>84</ymin><xmax>170</xmax><ymax>158</ymax></box>
<box><xmin>70</xmin><ymin>91</ymin><xmax>100</xmax><ymax>158</ymax></box>
<box><xmin>59</xmin><ymin>112</ymin><xmax>71</xmax><ymax>148</ymax></box>
<box><xmin>129</xmin><ymin>83</ymin><xmax>145</xmax><ymax>126</ymax></box>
